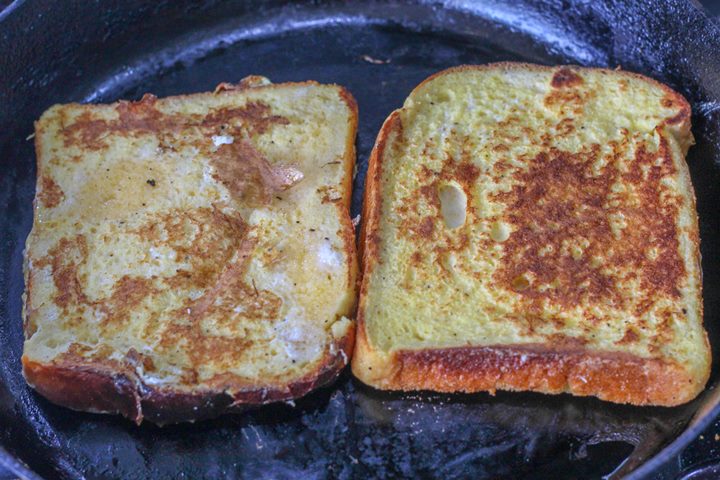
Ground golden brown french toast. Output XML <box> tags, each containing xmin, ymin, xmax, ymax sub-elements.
<box><xmin>352</xmin><ymin>63</ymin><xmax>709</xmax><ymax>406</ymax></box>
<box><xmin>23</xmin><ymin>76</ymin><xmax>358</xmax><ymax>424</ymax></box>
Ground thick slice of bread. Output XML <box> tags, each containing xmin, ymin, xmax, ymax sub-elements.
<box><xmin>352</xmin><ymin>63</ymin><xmax>709</xmax><ymax>406</ymax></box>
<box><xmin>23</xmin><ymin>77</ymin><xmax>358</xmax><ymax>424</ymax></box>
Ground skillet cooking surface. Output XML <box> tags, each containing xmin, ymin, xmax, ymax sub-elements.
<box><xmin>2</xmin><ymin>1</ymin><xmax>720</xmax><ymax>479</ymax></box>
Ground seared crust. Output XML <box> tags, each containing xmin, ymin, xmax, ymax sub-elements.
<box><xmin>24</xmin><ymin>79</ymin><xmax>359</xmax><ymax>424</ymax></box>
<box><xmin>352</xmin><ymin>63</ymin><xmax>708</xmax><ymax>406</ymax></box>
<box><xmin>370</xmin><ymin>344</ymin><xmax>700</xmax><ymax>406</ymax></box>
<box><xmin>358</xmin><ymin>111</ymin><xmax>400</xmax><ymax>293</ymax></box>
<box><xmin>352</xmin><ymin>111</ymin><xmax>400</xmax><ymax>387</ymax></box>
<box><xmin>23</xmin><ymin>327</ymin><xmax>354</xmax><ymax>425</ymax></box>
<box><xmin>337</xmin><ymin>87</ymin><xmax>361</xmax><ymax>293</ymax></box>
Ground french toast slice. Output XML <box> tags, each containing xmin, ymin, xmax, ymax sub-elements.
<box><xmin>23</xmin><ymin>77</ymin><xmax>358</xmax><ymax>424</ymax></box>
<box><xmin>352</xmin><ymin>63</ymin><xmax>709</xmax><ymax>406</ymax></box>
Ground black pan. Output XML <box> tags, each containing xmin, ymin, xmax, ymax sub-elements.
<box><xmin>2</xmin><ymin>1</ymin><xmax>720</xmax><ymax>478</ymax></box>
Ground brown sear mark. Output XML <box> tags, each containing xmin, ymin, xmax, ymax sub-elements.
<box><xmin>34</xmin><ymin>235</ymin><xmax>160</xmax><ymax>329</ymax></box>
<box><xmin>410</xmin><ymin>251</ymin><xmax>423</xmax><ymax>264</ymax></box>
<box><xmin>550</xmin><ymin>68</ymin><xmax>584</xmax><ymax>88</ymax></box>
<box><xmin>38</xmin><ymin>176</ymin><xmax>65</xmax><ymax>208</ymax></box>
<box><xmin>395</xmin><ymin>151</ymin><xmax>480</xmax><ymax>275</ymax></box>
<box><xmin>35</xmin><ymin>235</ymin><xmax>90</xmax><ymax>310</ymax></box>
<box><xmin>544</xmin><ymin>70</ymin><xmax>591</xmax><ymax>116</ymax></box>
<box><xmin>492</xmin><ymin>134</ymin><xmax>685</xmax><ymax>312</ymax></box>
<box><xmin>211</xmin><ymin>137</ymin><xmax>303</xmax><ymax>205</ymax></box>
<box><xmin>544</xmin><ymin>333</ymin><xmax>587</xmax><ymax>349</ymax></box>
<box><xmin>555</xmin><ymin>118</ymin><xmax>576</xmax><ymax>136</ymax></box>
<box><xmin>134</xmin><ymin>207</ymin><xmax>283</xmax><ymax>370</ymax></box>
<box><xmin>99</xmin><ymin>276</ymin><xmax>157</xmax><ymax>328</ymax></box>
<box><xmin>160</xmin><ymin>235</ymin><xmax>282</xmax><ymax>368</ymax></box>
<box><xmin>416</xmin><ymin>217</ymin><xmax>435</xmax><ymax>239</ymax></box>
<box><xmin>56</xmin><ymin>343</ymin><xmax>156</xmax><ymax>373</ymax></box>
<box><xmin>544</xmin><ymin>89</ymin><xmax>588</xmax><ymax>114</ymax></box>
<box><xmin>63</xmin><ymin>94</ymin><xmax>290</xmax><ymax>150</ymax></box>
<box><xmin>31</xmin><ymin>205</ymin><xmax>291</xmax><ymax>388</ymax></box>
<box><xmin>454</xmin><ymin>161</ymin><xmax>481</xmax><ymax>184</ymax></box>
<box><xmin>617</xmin><ymin>328</ymin><xmax>640</xmax><ymax>345</ymax></box>
<box><xmin>203</xmin><ymin>102</ymin><xmax>290</xmax><ymax>136</ymax></box>
<box><xmin>493</xmin><ymin>143</ymin><xmax>510</xmax><ymax>152</ymax></box>
<box><xmin>399</xmin><ymin>155</ymin><xmax>479</xmax><ymax>235</ymax></box>
<box><xmin>134</xmin><ymin>207</ymin><xmax>249</xmax><ymax>292</ymax></box>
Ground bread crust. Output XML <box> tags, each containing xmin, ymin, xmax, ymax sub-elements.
<box><xmin>24</xmin><ymin>81</ymin><xmax>359</xmax><ymax>425</ymax></box>
<box><xmin>336</xmin><ymin>87</ymin><xmax>361</xmax><ymax>295</ymax></box>
<box><xmin>23</xmin><ymin>326</ymin><xmax>354</xmax><ymax>425</ymax></box>
<box><xmin>23</xmin><ymin>331</ymin><xmax>354</xmax><ymax>424</ymax></box>
<box><xmin>351</xmin><ymin>63</ymin><xmax>708</xmax><ymax>406</ymax></box>
<box><xmin>354</xmin><ymin>339</ymin><xmax>703</xmax><ymax>406</ymax></box>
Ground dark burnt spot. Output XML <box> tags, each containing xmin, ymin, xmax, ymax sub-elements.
<box><xmin>38</xmin><ymin>176</ymin><xmax>65</xmax><ymax>208</ymax></box>
<box><xmin>493</xmin><ymin>137</ymin><xmax>685</xmax><ymax>310</ymax></box>
<box><xmin>544</xmin><ymin>72</ymin><xmax>591</xmax><ymax>116</ymax></box>
<box><xmin>551</xmin><ymin>68</ymin><xmax>583</xmax><ymax>88</ymax></box>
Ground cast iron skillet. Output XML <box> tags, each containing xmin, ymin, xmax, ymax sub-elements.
<box><xmin>2</xmin><ymin>1</ymin><xmax>720</xmax><ymax>478</ymax></box>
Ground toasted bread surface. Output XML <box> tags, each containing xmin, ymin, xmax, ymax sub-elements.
<box><xmin>352</xmin><ymin>63</ymin><xmax>709</xmax><ymax>406</ymax></box>
<box><xmin>23</xmin><ymin>78</ymin><xmax>358</xmax><ymax>424</ymax></box>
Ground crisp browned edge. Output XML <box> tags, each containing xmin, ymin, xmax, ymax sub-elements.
<box><xmin>351</xmin><ymin>62</ymin><xmax>710</xmax><ymax>407</ymax></box>
<box><xmin>22</xmin><ymin>80</ymin><xmax>359</xmax><ymax>425</ymax></box>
